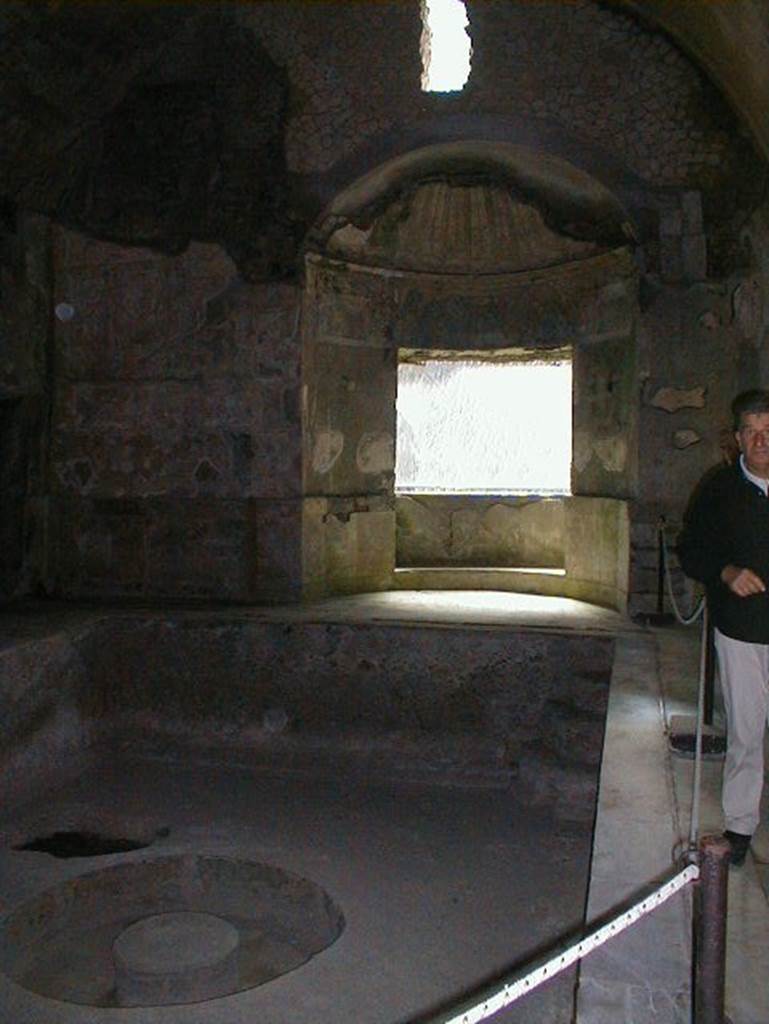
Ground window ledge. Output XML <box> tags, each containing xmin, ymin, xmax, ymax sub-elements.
<box><xmin>395</xmin><ymin>566</ymin><xmax>566</xmax><ymax>577</ymax></box>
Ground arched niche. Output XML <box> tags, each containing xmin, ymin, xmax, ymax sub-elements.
<box><xmin>301</xmin><ymin>144</ymin><xmax>639</xmax><ymax>610</ymax></box>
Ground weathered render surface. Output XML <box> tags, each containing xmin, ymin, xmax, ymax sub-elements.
<box><xmin>0</xmin><ymin>0</ymin><xmax>768</xmax><ymax>609</ymax></box>
<box><xmin>47</xmin><ymin>230</ymin><xmax>303</xmax><ymax>601</ymax></box>
<box><xmin>396</xmin><ymin>496</ymin><xmax>566</xmax><ymax>570</ymax></box>
<box><xmin>397</xmin><ymin>498</ymin><xmax>629</xmax><ymax>612</ymax></box>
<box><xmin>0</xmin><ymin>214</ymin><xmax>51</xmax><ymax>600</ymax></box>
<box><xmin>2</xmin><ymin>7</ymin><xmax>769</xmax><ymax>1014</ymax></box>
<box><xmin>0</xmin><ymin>610</ymin><xmax>97</xmax><ymax>809</ymax></box>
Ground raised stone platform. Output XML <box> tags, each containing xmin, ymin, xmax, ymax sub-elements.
<box><xmin>0</xmin><ymin>593</ymin><xmax>624</xmax><ymax>816</ymax></box>
<box><xmin>113</xmin><ymin>911</ymin><xmax>239</xmax><ymax>1006</ymax></box>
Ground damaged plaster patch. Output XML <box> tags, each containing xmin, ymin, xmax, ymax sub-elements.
<box><xmin>327</xmin><ymin>222</ymin><xmax>374</xmax><ymax>259</ymax></box>
<box><xmin>649</xmin><ymin>386</ymin><xmax>706</xmax><ymax>413</ymax></box>
<box><xmin>262</xmin><ymin>708</ymin><xmax>289</xmax><ymax>734</ymax></box>
<box><xmin>572</xmin><ymin>431</ymin><xmax>591</xmax><ymax>474</ymax></box>
<box><xmin>194</xmin><ymin>459</ymin><xmax>220</xmax><ymax>485</ymax></box>
<box><xmin>56</xmin><ymin>458</ymin><xmax>95</xmax><ymax>492</ymax></box>
<box><xmin>732</xmin><ymin>277</ymin><xmax>763</xmax><ymax>341</ymax></box>
<box><xmin>698</xmin><ymin>310</ymin><xmax>720</xmax><ymax>330</ymax></box>
<box><xmin>356</xmin><ymin>432</ymin><xmax>393</xmax><ymax>474</ymax></box>
<box><xmin>592</xmin><ymin>438</ymin><xmax>626</xmax><ymax>473</ymax></box>
<box><xmin>312</xmin><ymin>430</ymin><xmax>344</xmax><ymax>474</ymax></box>
<box><xmin>673</xmin><ymin>429</ymin><xmax>701</xmax><ymax>449</ymax></box>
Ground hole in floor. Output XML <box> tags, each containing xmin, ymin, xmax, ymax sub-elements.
<box><xmin>14</xmin><ymin>829</ymin><xmax>165</xmax><ymax>858</ymax></box>
<box><xmin>0</xmin><ymin>854</ymin><xmax>345</xmax><ymax>1007</ymax></box>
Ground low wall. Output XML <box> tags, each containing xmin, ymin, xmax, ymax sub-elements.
<box><xmin>396</xmin><ymin>495</ymin><xmax>565</xmax><ymax>568</ymax></box>
<box><xmin>0</xmin><ymin>607</ymin><xmax>615</xmax><ymax>821</ymax></box>
<box><xmin>0</xmin><ymin>610</ymin><xmax>103</xmax><ymax>808</ymax></box>
<box><xmin>394</xmin><ymin>496</ymin><xmax>629</xmax><ymax>611</ymax></box>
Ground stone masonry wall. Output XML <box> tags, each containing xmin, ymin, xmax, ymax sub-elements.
<box><xmin>0</xmin><ymin>2</ymin><xmax>760</xmax><ymax>279</ymax></box>
<box><xmin>89</xmin><ymin>612</ymin><xmax>614</xmax><ymax>820</ymax></box>
<box><xmin>245</xmin><ymin>0</ymin><xmax>742</xmax><ymax>191</ymax></box>
<box><xmin>0</xmin><ymin>607</ymin><xmax>614</xmax><ymax>819</ymax></box>
<box><xmin>630</xmin><ymin>195</ymin><xmax>769</xmax><ymax>616</ymax></box>
<box><xmin>3</xmin><ymin>1</ymin><xmax>765</xmax><ymax>610</ymax></box>
<box><xmin>47</xmin><ymin>229</ymin><xmax>304</xmax><ymax>601</ymax></box>
<box><xmin>0</xmin><ymin>213</ymin><xmax>51</xmax><ymax>600</ymax></box>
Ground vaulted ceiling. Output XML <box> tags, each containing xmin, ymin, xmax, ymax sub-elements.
<box><xmin>1</xmin><ymin>1</ymin><xmax>767</xmax><ymax>279</ymax></box>
<box><xmin>618</xmin><ymin>0</ymin><xmax>769</xmax><ymax>162</ymax></box>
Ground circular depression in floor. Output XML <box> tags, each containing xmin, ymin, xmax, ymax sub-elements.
<box><xmin>0</xmin><ymin>855</ymin><xmax>345</xmax><ymax>1007</ymax></box>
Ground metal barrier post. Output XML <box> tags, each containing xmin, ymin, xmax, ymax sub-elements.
<box><xmin>644</xmin><ymin>517</ymin><xmax>675</xmax><ymax>625</ymax></box>
<box><xmin>693</xmin><ymin>834</ymin><xmax>731</xmax><ymax>1024</ymax></box>
<box><xmin>704</xmin><ymin>617</ymin><xmax>715</xmax><ymax>727</ymax></box>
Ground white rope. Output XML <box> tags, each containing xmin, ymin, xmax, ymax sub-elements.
<box><xmin>656</xmin><ymin>520</ymin><xmax>710</xmax><ymax>850</ymax></box>
<box><xmin>440</xmin><ymin>865</ymin><xmax>699</xmax><ymax>1024</ymax></box>
<box><xmin>660</xmin><ymin>527</ymin><xmax>704</xmax><ymax>626</ymax></box>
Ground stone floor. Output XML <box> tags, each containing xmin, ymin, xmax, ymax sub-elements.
<box><xmin>581</xmin><ymin>620</ymin><xmax>769</xmax><ymax>1024</ymax></box>
<box><xmin>0</xmin><ymin>593</ymin><xmax>767</xmax><ymax>1024</ymax></box>
<box><xmin>655</xmin><ymin>624</ymin><xmax>769</xmax><ymax>1024</ymax></box>
<box><xmin>0</xmin><ymin>761</ymin><xmax>594</xmax><ymax>1023</ymax></box>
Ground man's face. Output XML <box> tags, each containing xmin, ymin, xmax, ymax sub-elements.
<box><xmin>736</xmin><ymin>411</ymin><xmax>769</xmax><ymax>479</ymax></box>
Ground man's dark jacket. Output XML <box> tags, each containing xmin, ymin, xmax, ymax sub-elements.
<box><xmin>677</xmin><ymin>462</ymin><xmax>769</xmax><ymax>643</ymax></box>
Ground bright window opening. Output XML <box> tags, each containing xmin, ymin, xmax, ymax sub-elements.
<box><xmin>395</xmin><ymin>355</ymin><xmax>572</xmax><ymax>494</ymax></box>
<box><xmin>420</xmin><ymin>0</ymin><xmax>471</xmax><ymax>93</ymax></box>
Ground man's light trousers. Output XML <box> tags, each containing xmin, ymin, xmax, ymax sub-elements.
<box><xmin>715</xmin><ymin>627</ymin><xmax>769</xmax><ymax>835</ymax></box>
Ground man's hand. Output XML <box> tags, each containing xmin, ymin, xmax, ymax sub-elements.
<box><xmin>720</xmin><ymin>564</ymin><xmax>767</xmax><ymax>596</ymax></box>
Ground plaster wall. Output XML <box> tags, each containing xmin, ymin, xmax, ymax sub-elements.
<box><xmin>630</xmin><ymin>220</ymin><xmax>765</xmax><ymax>612</ymax></box>
<box><xmin>741</xmin><ymin>202</ymin><xmax>769</xmax><ymax>388</ymax></box>
<box><xmin>46</xmin><ymin>229</ymin><xmax>304</xmax><ymax>601</ymax></box>
<box><xmin>302</xmin><ymin>250</ymin><xmax>636</xmax><ymax>603</ymax></box>
<box><xmin>1</xmin><ymin>1</ymin><xmax>765</xmax><ymax>611</ymax></box>
<box><xmin>565</xmin><ymin>497</ymin><xmax>630</xmax><ymax>610</ymax></box>
<box><xmin>396</xmin><ymin>498</ymin><xmax>629</xmax><ymax>612</ymax></box>
<box><xmin>301</xmin><ymin>258</ymin><xmax>397</xmax><ymax>598</ymax></box>
<box><xmin>0</xmin><ymin>214</ymin><xmax>51</xmax><ymax>599</ymax></box>
<box><xmin>396</xmin><ymin>496</ymin><xmax>566</xmax><ymax>570</ymax></box>
<box><xmin>302</xmin><ymin>495</ymin><xmax>395</xmax><ymax>600</ymax></box>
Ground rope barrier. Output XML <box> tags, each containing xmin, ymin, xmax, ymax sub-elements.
<box><xmin>414</xmin><ymin>524</ymin><xmax>727</xmax><ymax>1024</ymax></box>
<box><xmin>435</xmin><ymin>865</ymin><xmax>699</xmax><ymax>1024</ymax></box>
<box><xmin>659</xmin><ymin>525</ymin><xmax>705</xmax><ymax>626</ymax></box>
<box><xmin>433</xmin><ymin>524</ymin><xmax>708</xmax><ymax>1024</ymax></box>
<box><xmin>415</xmin><ymin>519</ymin><xmax>721</xmax><ymax>1024</ymax></box>
<box><xmin>655</xmin><ymin>518</ymin><xmax>713</xmax><ymax>853</ymax></box>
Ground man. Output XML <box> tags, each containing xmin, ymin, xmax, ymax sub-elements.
<box><xmin>678</xmin><ymin>388</ymin><xmax>769</xmax><ymax>866</ymax></box>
